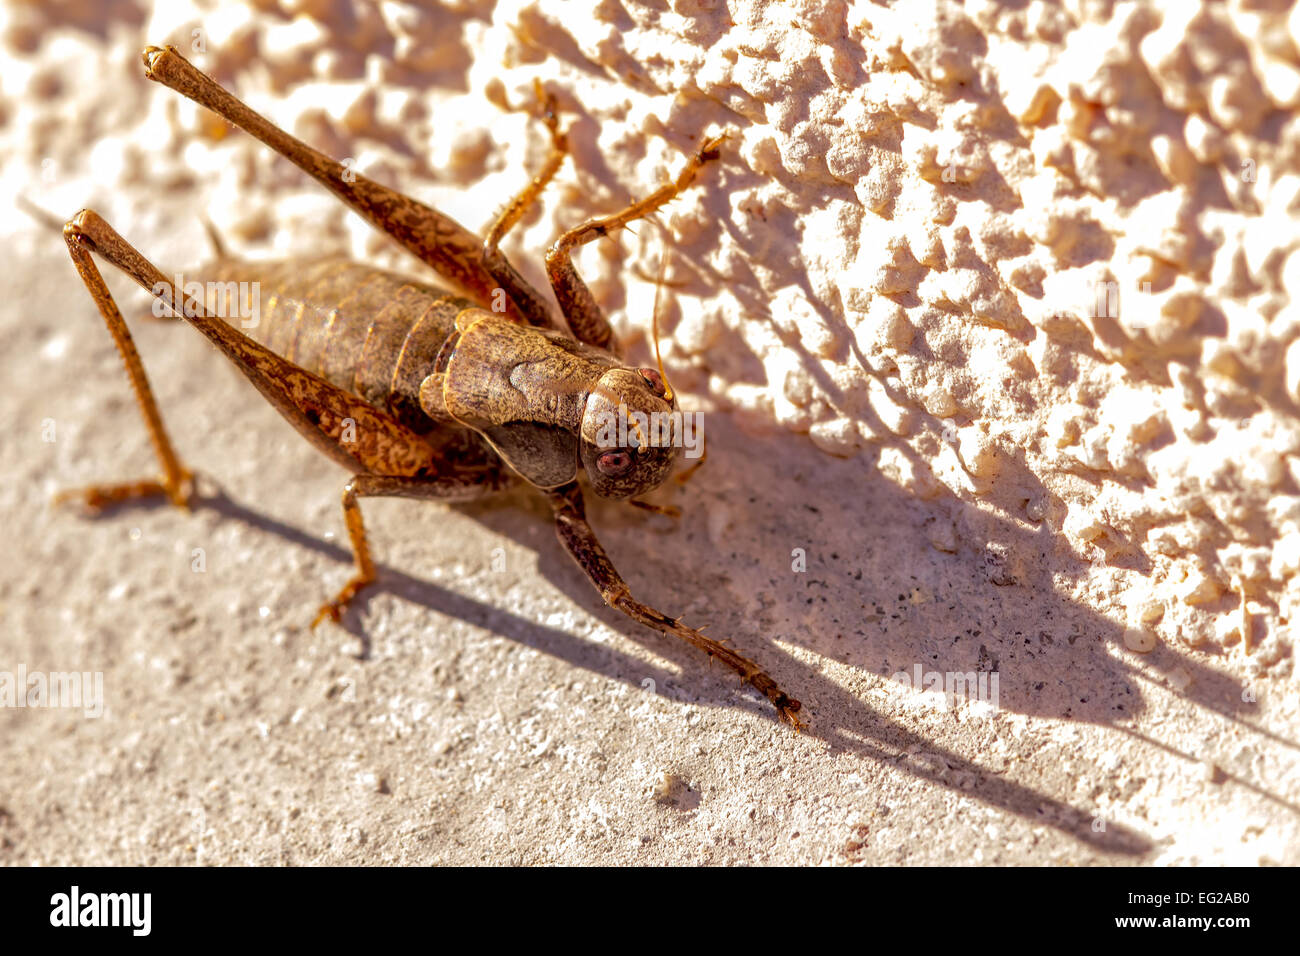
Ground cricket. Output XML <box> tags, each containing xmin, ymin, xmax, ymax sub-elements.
<box><xmin>47</xmin><ymin>45</ymin><xmax>803</xmax><ymax>730</ymax></box>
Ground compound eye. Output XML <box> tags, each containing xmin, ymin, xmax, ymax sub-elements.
<box><xmin>596</xmin><ymin>450</ymin><xmax>633</xmax><ymax>477</ymax></box>
<box><xmin>637</xmin><ymin>368</ymin><xmax>667</xmax><ymax>398</ymax></box>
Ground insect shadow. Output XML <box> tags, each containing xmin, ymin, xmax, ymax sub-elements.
<box><xmin>139</xmin><ymin>406</ymin><xmax>1290</xmax><ymax>859</ymax></box>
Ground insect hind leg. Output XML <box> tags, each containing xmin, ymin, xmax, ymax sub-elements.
<box><xmin>56</xmin><ymin>211</ymin><xmax>194</xmax><ymax>511</ymax></box>
<box><xmin>60</xmin><ymin>210</ymin><xmax>458</xmax><ymax>498</ymax></box>
<box><xmin>139</xmin><ymin>45</ymin><xmax>520</xmax><ymax>321</ymax></box>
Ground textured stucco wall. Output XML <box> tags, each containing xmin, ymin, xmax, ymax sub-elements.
<box><xmin>1</xmin><ymin>0</ymin><xmax>1296</xmax><ymax>864</ymax></box>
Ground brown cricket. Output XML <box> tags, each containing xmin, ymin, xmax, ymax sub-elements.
<box><xmin>48</xmin><ymin>45</ymin><xmax>802</xmax><ymax>730</ymax></box>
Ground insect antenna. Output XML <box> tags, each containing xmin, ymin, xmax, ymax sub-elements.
<box><xmin>15</xmin><ymin>195</ymin><xmax>66</xmax><ymax>233</ymax></box>
<box><xmin>651</xmin><ymin>237</ymin><xmax>674</xmax><ymax>404</ymax></box>
<box><xmin>200</xmin><ymin>215</ymin><xmax>228</xmax><ymax>260</ymax></box>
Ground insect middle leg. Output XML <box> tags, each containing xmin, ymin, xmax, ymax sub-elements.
<box><xmin>312</xmin><ymin>471</ymin><xmax>506</xmax><ymax>628</ymax></box>
<box><xmin>547</xmin><ymin>481</ymin><xmax>803</xmax><ymax>729</ymax></box>
<box><xmin>479</xmin><ymin>80</ymin><xmax>570</xmax><ymax>332</ymax></box>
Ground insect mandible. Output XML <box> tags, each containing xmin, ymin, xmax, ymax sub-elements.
<box><xmin>47</xmin><ymin>45</ymin><xmax>803</xmax><ymax>731</ymax></box>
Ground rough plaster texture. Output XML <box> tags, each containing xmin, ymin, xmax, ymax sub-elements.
<box><xmin>0</xmin><ymin>0</ymin><xmax>1297</xmax><ymax>865</ymax></box>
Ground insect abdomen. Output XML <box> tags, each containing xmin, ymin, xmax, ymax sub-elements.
<box><xmin>204</xmin><ymin>257</ymin><xmax>472</xmax><ymax>432</ymax></box>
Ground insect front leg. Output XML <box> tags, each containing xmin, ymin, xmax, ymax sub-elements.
<box><xmin>546</xmin><ymin>482</ymin><xmax>804</xmax><ymax>730</ymax></box>
<box><xmin>314</xmin><ymin>471</ymin><xmax>507</xmax><ymax>628</ymax></box>
<box><xmin>545</xmin><ymin>134</ymin><xmax>728</xmax><ymax>353</ymax></box>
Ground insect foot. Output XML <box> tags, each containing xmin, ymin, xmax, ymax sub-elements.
<box><xmin>51</xmin><ymin>470</ymin><xmax>195</xmax><ymax>513</ymax></box>
<box><xmin>610</xmin><ymin>591</ymin><xmax>806</xmax><ymax>732</ymax></box>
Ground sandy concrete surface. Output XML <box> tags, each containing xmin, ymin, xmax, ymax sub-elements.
<box><xmin>0</xmin><ymin>0</ymin><xmax>1297</xmax><ymax>865</ymax></box>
